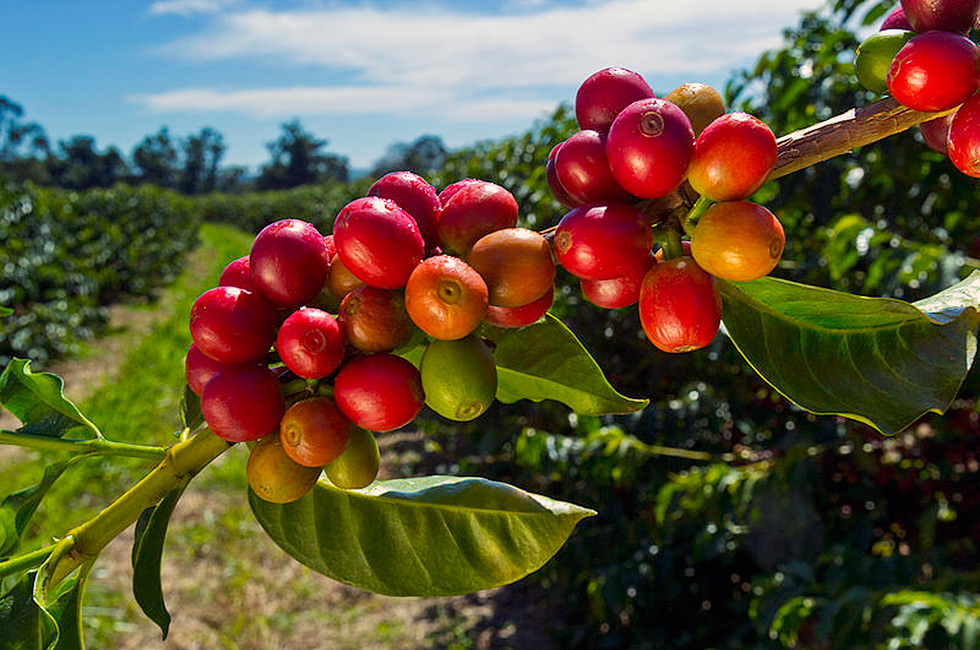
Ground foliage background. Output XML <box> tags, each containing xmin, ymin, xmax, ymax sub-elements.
<box><xmin>2</xmin><ymin>0</ymin><xmax>980</xmax><ymax>647</ymax></box>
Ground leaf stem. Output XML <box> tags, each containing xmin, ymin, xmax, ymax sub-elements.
<box><xmin>0</xmin><ymin>430</ymin><xmax>167</xmax><ymax>461</ymax></box>
<box><xmin>682</xmin><ymin>195</ymin><xmax>714</xmax><ymax>236</ymax></box>
<box><xmin>48</xmin><ymin>429</ymin><xmax>230</xmax><ymax>585</ymax></box>
<box><xmin>0</xmin><ymin>543</ymin><xmax>59</xmax><ymax>580</ymax></box>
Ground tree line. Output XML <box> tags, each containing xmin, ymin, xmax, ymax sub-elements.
<box><xmin>0</xmin><ymin>95</ymin><xmax>449</xmax><ymax>193</ymax></box>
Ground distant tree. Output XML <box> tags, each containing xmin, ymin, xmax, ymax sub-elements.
<box><xmin>217</xmin><ymin>165</ymin><xmax>249</xmax><ymax>192</ymax></box>
<box><xmin>256</xmin><ymin>120</ymin><xmax>349</xmax><ymax>190</ymax></box>
<box><xmin>179</xmin><ymin>127</ymin><xmax>225</xmax><ymax>194</ymax></box>
<box><xmin>0</xmin><ymin>96</ymin><xmax>52</xmax><ymax>183</ymax></box>
<box><xmin>46</xmin><ymin>136</ymin><xmax>128</xmax><ymax>190</ymax></box>
<box><xmin>370</xmin><ymin>134</ymin><xmax>447</xmax><ymax>177</ymax></box>
<box><xmin>132</xmin><ymin>128</ymin><xmax>178</xmax><ymax>188</ymax></box>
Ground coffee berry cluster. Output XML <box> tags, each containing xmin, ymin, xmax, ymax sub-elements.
<box><xmin>855</xmin><ymin>0</ymin><xmax>980</xmax><ymax>173</ymax></box>
<box><xmin>547</xmin><ymin>67</ymin><xmax>785</xmax><ymax>353</ymax></box>
<box><xmin>185</xmin><ymin>172</ymin><xmax>556</xmax><ymax>503</ymax></box>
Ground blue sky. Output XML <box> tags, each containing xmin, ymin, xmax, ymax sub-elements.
<box><xmin>3</xmin><ymin>0</ymin><xmax>831</xmax><ymax>173</ymax></box>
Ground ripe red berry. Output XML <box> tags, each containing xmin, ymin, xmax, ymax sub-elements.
<box><xmin>554</xmin><ymin>130</ymin><xmax>631</xmax><ymax>205</ymax></box>
<box><xmin>900</xmin><ymin>0</ymin><xmax>980</xmax><ymax>33</ymax></box>
<box><xmin>687</xmin><ymin>113</ymin><xmax>777</xmax><ymax>201</ymax></box>
<box><xmin>438</xmin><ymin>178</ymin><xmax>481</xmax><ymax>206</ymax></box>
<box><xmin>485</xmin><ymin>286</ymin><xmax>553</xmax><ymax>329</ymax></box>
<box><xmin>881</xmin><ymin>5</ymin><xmax>914</xmax><ymax>30</ymax></box>
<box><xmin>437</xmin><ymin>181</ymin><xmax>519</xmax><ymax>255</ymax></box>
<box><xmin>189</xmin><ymin>286</ymin><xmax>277</xmax><ymax>364</ymax></box>
<box><xmin>333</xmin><ymin>354</ymin><xmax>425</xmax><ymax>432</ymax></box>
<box><xmin>332</xmin><ymin>196</ymin><xmax>425</xmax><ymax>289</ymax></box>
<box><xmin>184</xmin><ymin>344</ymin><xmax>226</xmax><ymax>396</ymax></box>
<box><xmin>919</xmin><ymin>112</ymin><xmax>955</xmax><ymax>154</ymax></box>
<box><xmin>887</xmin><ymin>31</ymin><xmax>980</xmax><ymax>112</ymax></box>
<box><xmin>639</xmin><ymin>257</ymin><xmax>722</xmax><ymax>353</ymax></box>
<box><xmin>338</xmin><ymin>285</ymin><xmax>415</xmax><ymax>353</ymax></box>
<box><xmin>553</xmin><ymin>203</ymin><xmax>654</xmax><ymax>280</ymax></box>
<box><xmin>219</xmin><ymin>256</ymin><xmax>254</xmax><ymax>291</ymax></box>
<box><xmin>546</xmin><ymin>143</ymin><xmax>581</xmax><ymax>208</ymax></box>
<box><xmin>368</xmin><ymin>171</ymin><xmax>441</xmax><ymax>248</ymax></box>
<box><xmin>201</xmin><ymin>364</ymin><xmax>285</xmax><ymax>442</ymax></box>
<box><xmin>606</xmin><ymin>98</ymin><xmax>696</xmax><ymax>199</ymax></box>
<box><xmin>949</xmin><ymin>93</ymin><xmax>980</xmax><ymax>176</ymax></box>
<box><xmin>575</xmin><ymin>67</ymin><xmax>655</xmax><ymax>133</ymax></box>
<box><xmin>276</xmin><ymin>307</ymin><xmax>345</xmax><ymax>379</ymax></box>
<box><xmin>250</xmin><ymin>219</ymin><xmax>330</xmax><ymax>308</ymax></box>
<box><xmin>580</xmin><ymin>252</ymin><xmax>655</xmax><ymax>309</ymax></box>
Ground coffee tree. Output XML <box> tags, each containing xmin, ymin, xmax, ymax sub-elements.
<box><xmin>3</xmin><ymin>0</ymin><xmax>980</xmax><ymax>647</ymax></box>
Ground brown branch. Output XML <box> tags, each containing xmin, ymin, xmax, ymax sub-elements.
<box><xmin>769</xmin><ymin>96</ymin><xmax>958</xmax><ymax>181</ymax></box>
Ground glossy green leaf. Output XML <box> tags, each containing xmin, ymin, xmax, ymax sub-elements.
<box><xmin>0</xmin><ymin>460</ymin><xmax>78</xmax><ymax>558</ymax></box>
<box><xmin>249</xmin><ymin>475</ymin><xmax>595</xmax><ymax>597</ymax></box>
<box><xmin>0</xmin><ymin>566</ymin><xmax>85</xmax><ymax>650</ymax></box>
<box><xmin>131</xmin><ymin>479</ymin><xmax>189</xmax><ymax>640</ymax></box>
<box><xmin>719</xmin><ymin>272</ymin><xmax>980</xmax><ymax>434</ymax></box>
<box><xmin>0</xmin><ymin>572</ymin><xmax>48</xmax><ymax>650</ymax></box>
<box><xmin>179</xmin><ymin>386</ymin><xmax>202</xmax><ymax>433</ymax></box>
<box><xmin>483</xmin><ymin>314</ymin><xmax>648</xmax><ymax>415</ymax></box>
<box><xmin>0</xmin><ymin>360</ymin><xmax>100</xmax><ymax>440</ymax></box>
<box><xmin>44</xmin><ymin>566</ymin><xmax>90</xmax><ymax>650</ymax></box>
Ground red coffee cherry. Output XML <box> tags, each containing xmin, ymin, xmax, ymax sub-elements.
<box><xmin>404</xmin><ymin>255</ymin><xmax>488</xmax><ymax>340</ymax></box>
<box><xmin>250</xmin><ymin>219</ymin><xmax>330</xmax><ymax>308</ymax></box>
<box><xmin>338</xmin><ymin>285</ymin><xmax>415</xmax><ymax>353</ymax></box>
<box><xmin>368</xmin><ymin>171</ymin><xmax>441</xmax><ymax>248</ymax></box>
<box><xmin>920</xmin><ymin>112</ymin><xmax>955</xmax><ymax>154</ymax></box>
<box><xmin>437</xmin><ymin>180</ymin><xmax>519</xmax><ymax>255</ymax></box>
<box><xmin>690</xmin><ymin>201</ymin><xmax>785</xmax><ymax>282</ymax></box>
<box><xmin>184</xmin><ymin>344</ymin><xmax>226</xmax><ymax>396</ymax></box>
<box><xmin>333</xmin><ymin>196</ymin><xmax>425</xmax><ymax>289</ymax></box>
<box><xmin>438</xmin><ymin>178</ymin><xmax>481</xmax><ymax>206</ymax></box>
<box><xmin>189</xmin><ymin>286</ymin><xmax>277</xmax><ymax>364</ymax></box>
<box><xmin>201</xmin><ymin>364</ymin><xmax>285</xmax><ymax>442</ymax></box>
<box><xmin>333</xmin><ymin>354</ymin><xmax>425</xmax><ymax>432</ymax></box>
<box><xmin>575</xmin><ymin>67</ymin><xmax>655</xmax><ymax>133</ymax></box>
<box><xmin>485</xmin><ymin>286</ymin><xmax>553</xmax><ymax>329</ymax></box>
<box><xmin>276</xmin><ymin>307</ymin><xmax>345</xmax><ymax>379</ymax></box>
<box><xmin>466</xmin><ymin>228</ymin><xmax>556</xmax><ymax>308</ymax></box>
<box><xmin>553</xmin><ymin>203</ymin><xmax>654</xmax><ymax>280</ymax></box>
<box><xmin>881</xmin><ymin>6</ymin><xmax>913</xmax><ymax>30</ymax></box>
<box><xmin>554</xmin><ymin>130</ymin><xmax>632</xmax><ymax>205</ymax></box>
<box><xmin>687</xmin><ymin>113</ymin><xmax>777</xmax><ymax>201</ymax></box>
<box><xmin>900</xmin><ymin>0</ymin><xmax>980</xmax><ymax>33</ymax></box>
<box><xmin>639</xmin><ymin>257</ymin><xmax>722</xmax><ymax>353</ymax></box>
<box><xmin>606</xmin><ymin>98</ymin><xmax>695</xmax><ymax>199</ymax></box>
<box><xmin>219</xmin><ymin>256</ymin><xmax>254</xmax><ymax>291</ymax></box>
<box><xmin>280</xmin><ymin>397</ymin><xmax>353</xmax><ymax>468</ymax></box>
<box><xmin>546</xmin><ymin>143</ymin><xmax>581</xmax><ymax>208</ymax></box>
<box><xmin>580</xmin><ymin>252</ymin><xmax>655</xmax><ymax>309</ymax></box>
<box><xmin>949</xmin><ymin>93</ymin><xmax>980</xmax><ymax>176</ymax></box>
<box><xmin>887</xmin><ymin>31</ymin><xmax>980</xmax><ymax>112</ymax></box>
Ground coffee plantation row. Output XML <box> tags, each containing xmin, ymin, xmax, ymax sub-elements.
<box><xmin>0</xmin><ymin>183</ymin><xmax>199</xmax><ymax>365</ymax></box>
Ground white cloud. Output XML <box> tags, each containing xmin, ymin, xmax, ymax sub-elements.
<box><xmin>149</xmin><ymin>0</ymin><xmax>239</xmax><ymax>17</ymax></box>
<box><xmin>139</xmin><ymin>0</ymin><xmax>826</xmax><ymax>120</ymax></box>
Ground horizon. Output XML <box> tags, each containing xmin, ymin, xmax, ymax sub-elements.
<box><xmin>3</xmin><ymin>0</ymin><xmax>840</xmax><ymax>174</ymax></box>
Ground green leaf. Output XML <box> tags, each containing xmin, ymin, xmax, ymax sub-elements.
<box><xmin>719</xmin><ymin>272</ymin><xmax>980</xmax><ymax>434</ymax></box>
<box><xmin>44</xmin><ymin>566</ymin><xmax>90</xmax><ymax>650</ymax></box>
<box><xmin>0</xmin><ymin>306</ymin><xmax>11</xmax><ymax>317</ymax></box>
<box><xmin>0</xmin><ymin>460</ymin><xmax>78</xmax><ymax>558</ymax></box>
<box><xmin>131</xmin><ymin>479</ymin><xmax>190</xmax><ymax>640</ymax></box>
<box><xmin>249</xmin><ymin>475</ymin><xmax>595</xmax><ymax>597</ymax></box>
<box><xmin>0</xmin><ymin>567</ymin><xmax>85</xmax><ymax>650</ymax></box>
<box><xmin>0</xmin><ymin>360</ymin><xmax>101</xmax><ymax>440</ymax></box>
<box><xmin>482</xmin><ymin>314</ymin><xmax>648</xmax><ymax>415</ymax></box>
<box><xmin>179</xmin><ymin>386</ymin><xmax>202</xmax><ymax>433</ymax></box>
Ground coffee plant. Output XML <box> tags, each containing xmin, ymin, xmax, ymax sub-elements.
<box><xmin>3</xmin><ymin>1</ymin><xmax>980</xmax><ymax>647</ymax></box>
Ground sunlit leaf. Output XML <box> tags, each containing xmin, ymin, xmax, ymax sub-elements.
<box><xmin>720</xmin><ymin>272</ymin><xmax>980</xmax><ymax>434</ymax></box>
<box><xmin>0</xmin><ymin>460</ymin><xmax>78</xmax><ymax>558</ymax></box>
<box><xmin>483</xmin><ymin>314</ymin><xmax>648</xmax><ymax>415</ymax></box>
<box><xmin>250</xmin><ymin>475</ymin><xmax>595</xmax><ymax>597</ymax></box>
<box><xmin>0</xmin><ymin>360</ymin><xmax>100</xmax><ymax>439</ymax></box>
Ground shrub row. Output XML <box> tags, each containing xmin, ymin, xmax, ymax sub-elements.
<box><xmin>0</xmin><ymin>182</ymin><xmax>199</xmax><ymax>365</ymax></box>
